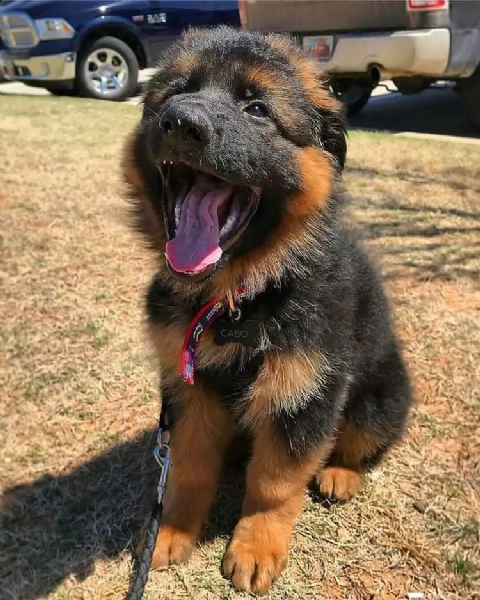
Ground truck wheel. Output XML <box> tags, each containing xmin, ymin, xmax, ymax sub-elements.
<box><xmin>77</xmin><ymin>36</ymin><xmax>139</xmax><ymax>101</ymax></box>
<box><xmin>393</xmin><ymin>76</ymin><xmax>429</xmax><ymax>95</ymax></box>
<box><xmin>330</xmin><ymin>79</ymin><xmax>373</xmax><ymax>117</ymax></box>
<box><xmin>459</xmin><ymin>66</ymin><xmax>480</xmax><ymax>130</ymax></box>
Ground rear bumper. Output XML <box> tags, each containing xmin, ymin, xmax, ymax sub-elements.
<box><xmin>0</xmin><ymin>50</ymin><xmax>76</xmax><ymax>82</ymax></box>
<box><xmin>319</xmin><ymin>28</ymin><xmax>451</xmax><ymax>78</ymax></box>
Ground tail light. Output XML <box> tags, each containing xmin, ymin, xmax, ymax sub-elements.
<box><xmin>407</xmin><ymin>0</ymin><xmax>448</xmax><ymax>11</ymax></box>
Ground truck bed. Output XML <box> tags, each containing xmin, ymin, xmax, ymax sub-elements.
<box><xmin>240</xmin><ymin>0</ymin><xmax>409</xmax><ymax>33</ymax></box>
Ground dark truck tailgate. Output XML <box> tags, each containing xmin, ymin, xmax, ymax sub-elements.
<box><xmin>239</xmin><ymin>0</ymin><xmax>410</xmax><ymax>33</ymax></box>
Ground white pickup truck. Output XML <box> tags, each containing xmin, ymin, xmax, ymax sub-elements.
<box><xmin>240</xmin><ymin>0</ymin><xmax>480</xmax><ymax>129</ymax></box>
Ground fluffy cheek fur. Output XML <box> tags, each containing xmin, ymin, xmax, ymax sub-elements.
<box><xmin>212</xmin><ymin>146</ymin><xmax>335</xmax><ymax>296</ymax></box>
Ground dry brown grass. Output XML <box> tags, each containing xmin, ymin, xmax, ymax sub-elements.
<box><xmin>1</xmin><ymin>95</ymin><xmax>479</xmax><ymax>600</ymax></box>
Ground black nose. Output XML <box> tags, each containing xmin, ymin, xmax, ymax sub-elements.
<box><xmin>159</xmin><ymin>103</ymin><xmax>212</xmax><ymax>150</ymax></box>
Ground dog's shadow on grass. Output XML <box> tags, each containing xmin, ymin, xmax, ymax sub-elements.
<box><xmin>1</xmin><ymin>429</ymin><xmax>245</xmax><ymax>600</ymax></box>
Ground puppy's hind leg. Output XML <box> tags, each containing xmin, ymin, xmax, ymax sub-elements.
<box><xmin>315</xmin><ymin>421</ymin><xmax>378</xmax><ymax>501</ymax></box>
<box><xmin>315</xmin><ymin>347</ymin><xmax>412</xmax><ymax>502</ymax></box>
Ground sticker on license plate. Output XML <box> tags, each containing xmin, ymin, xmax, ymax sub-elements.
<box><xmin>302</xmin><ymin>35</ymin><xmax>334</xmax><ymax>62</ymax></box>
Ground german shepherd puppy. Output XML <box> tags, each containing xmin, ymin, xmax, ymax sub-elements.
<box><xmin>123</xmin><ymin>26</ymin><xmax>412</xmax><ymax>595</ymax></box>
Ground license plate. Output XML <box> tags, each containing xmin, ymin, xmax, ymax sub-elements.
<box><xmin>302</xmin><ymin>35</ymin><xmax>334</xmax><ymax>62</ymax></box>
<box><xmin>0</xmin><ymin>51</ymin><xmax>15</xmax><ymax>77</ymax></box>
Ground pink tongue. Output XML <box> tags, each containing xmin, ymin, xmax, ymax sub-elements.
<box><xmin>166</xmin><ymin>174</ymin><xmax>233</xmax><ymax>274</ymax></box>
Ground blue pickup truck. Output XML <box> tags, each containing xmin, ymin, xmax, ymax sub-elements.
<box><xmin>0</xmin><ymin>0</ymin><xmax>240</xmax><ymax>100</ymax></box>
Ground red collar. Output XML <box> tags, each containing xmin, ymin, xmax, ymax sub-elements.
<box><xmin>180</xmin><ymin>285</ymin><xmax>248</xmax><ymax>384</ymax></box>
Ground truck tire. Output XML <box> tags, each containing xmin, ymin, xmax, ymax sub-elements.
<box><xmin>76</xmin><ymin>36</ymin><xmax>139</xmax><ymax>101</ymax></box>
<box><xmin>330</xmin><ymin>79</ymin><xmax>373</xmax><ymax>117</ymax></box>
<box><xmin>459</xmin><ymin>65</ymin><xmax>480</xmax><ymax>130</ymax></box>
<box><xmin>392</xmin><ymin>76</ymin><xmax>429</xmax><ymax>95</ymax></box>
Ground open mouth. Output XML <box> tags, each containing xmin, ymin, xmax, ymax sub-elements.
<box><xmin>159</xmin><ymin>162</ymin><xmax>260</xmax><ymax>279</ymax></box>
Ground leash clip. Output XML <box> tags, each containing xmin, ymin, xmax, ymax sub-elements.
<box><xmin>153</xmin><ymin>428</ymin><xmax>171</xmax><ymax>504</ymax></box>
<box><xmin>228</xmin><ymin>306</ymin><xmax>242</xmax><ymax>323</ymax></box>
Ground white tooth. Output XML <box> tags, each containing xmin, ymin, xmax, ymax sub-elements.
<box><xmin>177</xmin><ymin>119</ymin><xmax>182</xmax><ymax>126</ymax></box>
<box><xmin>162</xmin><ymin>160</ymin><xmax>166</xmax><ymax>165</ymax></box>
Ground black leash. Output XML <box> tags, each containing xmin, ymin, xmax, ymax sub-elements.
<box><xmin>125</xmin><ymin>288</ymin><xmax>247</xmax><ymax>598</ymax></box>
<box><xmin>126</xmin><ymin>403</ymin><xmax>172</xmax><ymax>600</ymax></box>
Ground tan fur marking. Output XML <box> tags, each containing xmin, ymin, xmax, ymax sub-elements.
<box><xmin>212</xmin><ymin>217</ymin><xmax>308</xmax><ymax>297</ymax></box>
<box><xmin>290</xmin><ymin>146</ymin><xmax>333</xmax><ymax>216</ymax></box>
<box><xmin>149</xmin><ymin>322</ymin><xmax>184</xmax><ymax>384</ymax></box>
<box><xmin>175</xmin><ymin>51</ymin><xmax>199</xmax><ymax>76</ymax></box>
<box><xmin>149</xmin><ymin>321</ymin><xmax>246</xmax><ymax>388</ymax></box>
<box><xmin>334</xmin><ymin>420</ymin><xmax>383</xmax><ymax>468</ymax></box>
<box><xmin>314</xmin><ymin>421</ymin><xmax>385</xmax><ymax>501</ymax></box>
<box><xmin>212</xmin><ymin>146</ymin><xmax>333</xmax><ymax>298</ymax></box>
<box><xmin>266</xmin><ymin>34</ymin><xmax>297</xmax><ymax>58</ymax></box>
<box><xmin>243</xmin><ymin>57</ymin><xmax>340</xmax><ymax>139</ymax></box>
<box><xmin>152</xmin><ymin>384</ymin><xmax>236</xmax><ymax>569</ymax></box>
<box><xmin>223</xmin><ymin>426</ymin><xmax>331</xmax><ymax>594</ymax></box>
<box><xmin>316</xmin><ymin>466</ymin><xmax>362</xmax><ymax>501</ymax></box>
<box><xmin>144</xmin><ymin>53</ymin><xmax>197</xmax><ymax>111</ymax></box>
<box><xmin>294</xmin><ymin>58</ymin><xmax>340</xmax><ymax>112</ymax></box>
<box><xmin>245</xmin><ymin>350</ymin><xmax>325</xmax><ymax>427</ymax></box>
<box><xmin>144</xmin><ymin>89</ymin><xmax>167</xmax><ymax>108</ymax></box>
<box><xmin>242</xmin><ymin>65</ymin><xmax>304</xmax><ymax>133</ymax></box>
<box><xmin>267</xmin><ymin>34</ymin><xmax>341</xmax><ymax>113</ymax></box>
<box><xmin>244</xmin><ymin>65</ymin><xmax>285</xmax><ymax>96</ymax></box>
<box><xmin>148</xmin><ymin>52</ymin><xmax>199</xmax><ymax>109</ymax></box>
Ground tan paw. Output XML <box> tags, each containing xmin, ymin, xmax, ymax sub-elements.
<box><xmin>316</xmin><ymin>466</ymin><xmax>362</xmax><ymax>501</ymax></box>
<box><xmin>223</xmin><ymin>537</ymin><xmax>288</xmax><ymax>595</ymax></box>
<box><xmin>151</xmin><ymin>524</ymin><xmax>196</xmax><ymax>569</ymax></box>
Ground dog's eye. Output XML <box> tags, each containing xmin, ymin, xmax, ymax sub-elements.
<box><xmin>244</xmin><ymin>102</ymin><xmax>268</xmax><ymax>119</ymax></box>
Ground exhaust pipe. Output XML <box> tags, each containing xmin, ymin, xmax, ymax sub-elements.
<box><xmin>368</xmin><ymin>65</ymin><xmax>383</xmax><ymax>85</ymax></box>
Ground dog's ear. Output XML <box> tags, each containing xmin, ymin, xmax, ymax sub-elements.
<box><xmin>312</xmin><ymin>103</ymin><xmax>347</xmax><ymax>171</ymax></box>
<box><xmin>293</xmin><ymin>55</ymin><xmax>348</xmax><ymax>171</ymax></box>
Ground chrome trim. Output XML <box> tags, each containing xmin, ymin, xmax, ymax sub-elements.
<box><xmin>83</xmin><ymin>46</ymin><xmax>129</xmax><ymax>98</ymax></box>
<box><xmin>0</xmin><ymin>51</ymin><xmax>76</xmax><ymax>81</ymax></box>
<box><xmin>315</xmin><ymin>29</ymin><xmax>451</xmax><ymax>78</ymax></box>
<box><xmin>0</xmin><ymin>12</ymin><xmax>39</xmax><ymax>49</ymax></box>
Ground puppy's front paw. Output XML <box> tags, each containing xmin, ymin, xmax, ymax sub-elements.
<box><xmin>316</xmin><ymin>466</ymin><xmax>362</xmax><ymax>501</ymax></box>
<box><xmin>222</xmin><ymin>525</ymin><xmax>288</xmax><ymax>595</ymax></box>
<box><xmin>151</xmin><ymin>524</ymin><xmax>196</xmax><ymax>569</ymax></box>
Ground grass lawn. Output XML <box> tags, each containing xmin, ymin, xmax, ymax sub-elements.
<box><xmin>1</xmin><ymin>95</ymin><xmax>479</xmax><ymax>600</ymax></box>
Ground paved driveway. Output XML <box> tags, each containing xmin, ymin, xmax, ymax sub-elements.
<box><xmin>0</xmin><ymin>68</ymin><xmax>155</xmax><ymax>104</ymax></box>
<box><xmin>351</xmin><ymin>83</ymin><xmax>479</xmax><ymax>144</ymax></box>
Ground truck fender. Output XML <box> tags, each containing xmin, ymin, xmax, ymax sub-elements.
<box><xmin>72</xmin><ymin>16</ymin><xmax>150</xmax><ymax>66</ymax></box>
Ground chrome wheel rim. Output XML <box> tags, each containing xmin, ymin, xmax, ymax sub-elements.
<box><xmin>83</xmin><ymin>47</ymin><xmax>129</xmax><ymax>98</ymax></box>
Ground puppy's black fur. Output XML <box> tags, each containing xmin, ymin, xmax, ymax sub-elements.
<box><xmin>124</xmin><ymin>26</ymin><xmax>412</xmax><ymax>595</ymax></box>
